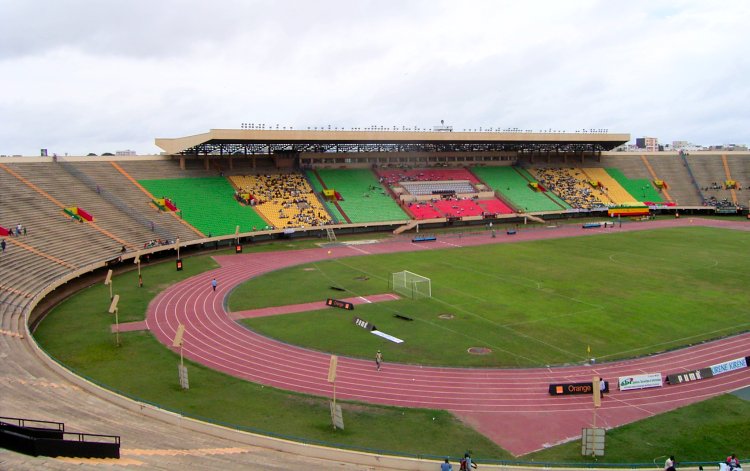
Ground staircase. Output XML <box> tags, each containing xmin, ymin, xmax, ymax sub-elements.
<box><xmin>642</xmin><ymin>154</ymin><xmax>702</xmax><ymax>205</ymax></box>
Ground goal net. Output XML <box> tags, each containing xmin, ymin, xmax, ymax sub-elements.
<box><xmin>392</xmin><ymin>270</ymin><xmax>431</xmax><ymax>299</ymax></box>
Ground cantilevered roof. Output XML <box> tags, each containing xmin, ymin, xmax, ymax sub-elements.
<box><xmin>155</xmin><ymin>129</ymin><xmax>630</xmax><ymax>155</ymax></box>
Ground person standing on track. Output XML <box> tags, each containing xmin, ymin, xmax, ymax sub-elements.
<box><xmin>665</xmin><ymin>455</ymin><xmax>676</xmax><ymax>471</ymax></box>
<box><xmin>375</xmin><ymin>350</ymin><xmax>382</xmax><ymax>371</ymax></box>
<box><xmin>211</xmin><ymin>278</ymin><xmax>217</xmax><ymax>292</ymax></box>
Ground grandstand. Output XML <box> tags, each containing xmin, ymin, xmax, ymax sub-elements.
<box><xmin>308</xmin><ymin>169</ymin><xmax>408</xmax><ymax>223</ymax></box>
<box><xmin>228</xmin><ymin>173</ymin><xmax>333</xmax><ymax>229</ymax></box>
<box><xmin>376</xmin><ymin>167</ymin><xmax>514</xmax><ymax>219</ymax></box>
<box><xmin>530</xmin><ymin>167</ymin><xmax>617</xmax><ymax>209</ymax></box>
<box><xmin>472</xmin><ymin>166</ymin><xmax>569</xmax><ymax>213</ymax></box>
<box><xmin>139</xmin><ymin>177</ymin><xmax>268</xmax><ymax>236</ymax></box>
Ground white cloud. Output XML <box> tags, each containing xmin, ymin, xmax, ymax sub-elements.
<box><xmin>1</xmin><ymin>0</ymin><xmax>748</xmax><ymax>155</ymax></box>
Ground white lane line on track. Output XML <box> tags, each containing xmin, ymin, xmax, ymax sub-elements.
<box><xmin>346</xmin><ymin>245</ymin><xmax>371</xmax><ymax>255</ymax></box>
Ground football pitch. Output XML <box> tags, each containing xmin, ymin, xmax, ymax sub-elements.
<box><xmin>231</xmin><ymin>226</ymin><xmax>750</xmax><ymax>367</ymax></box>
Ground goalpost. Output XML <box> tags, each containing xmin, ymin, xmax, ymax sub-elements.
<box><xmin>392</xmin><ymin>270</ymin><xmax>432</xmax><ymax>299</ymax></box>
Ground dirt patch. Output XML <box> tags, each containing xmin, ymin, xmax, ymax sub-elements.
<box><xmin>438</xmin><ymin>313</ymin><xmax>454</xmax><ymax>320</ymax></box>
<box><xmin>302</xmin><ymin>268</ymin><xmax>317</xmax><ymax>271</ymax></box>
<box><xmin>354</xmin><ymin>275</ymin><xmax>370</xmax><ymax>281</ymax></box>
<box><xmin>468</xmin><ymin>347</ymin><xmax>492</xmax><ymax>355</ymax></box>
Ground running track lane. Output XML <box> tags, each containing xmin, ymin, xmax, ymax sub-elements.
<box><xmin>146</xmin><ymin>218</ymin><xmax>750</xmax><ymax>456</ymax></box>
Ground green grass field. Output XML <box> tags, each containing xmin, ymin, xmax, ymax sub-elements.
<box><xmin>33</xmin><ymin>225</ymin><xmax>750</xmax><ymax>462</ymax></box>
<box><xmin>232</xmin><ymin>226</ymin><xmax>750</xmax><ymax>367</ymax></box>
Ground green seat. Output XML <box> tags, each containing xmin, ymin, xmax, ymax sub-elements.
<box><xmin>139</xmin><ymin>177</ymin><xmax>267</xmax><ymax>236</ymax></box>
<box><xmin>472</xmin><ymin>167</ymin><xmax>569</xmax><ymax>212</ymax></box>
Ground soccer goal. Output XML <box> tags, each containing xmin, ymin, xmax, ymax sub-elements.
<box><xmin>392</xmin><ymin>270</ymin><xmax>432</xmax><ymax>299</ymax></box>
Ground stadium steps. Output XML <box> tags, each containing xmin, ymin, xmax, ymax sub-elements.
<box><xmin>2</xmin><ymin>163</ymin><xmax>137</xmax><ymax>250</ymax></box>
<box><xmin>687</xmin><ymin>154</ymin><xmax>738</xmax><ymax>205</ymax></box>
<box><xmin>314</xmin><ymin>169</ymin><xmax>407</xmax><ymax>223</ymax></box>
<box><xmin>9</xmin><ymin>162</ymin><xmax>179</xmax><ymax>249</ymax></box>
<box><xmin>117</xmin><ymin>159</ymin><xmax>217</xmax><ymax>180</ymax></box>
<box><xmin>0</xmin><ymin>166</ymin><xmax>122</xmax><ymax>267</ymax></box>
<box><xmin>721</xmin><ymin>155</ymin><xmax>739</xmax><ymax>204</ymax></box>
<box><xmin>138</xmin><ymin>177</ymin><xmax>268</xmax><ymax>236</ymax></box>
<box><xmin>725</xmin><ymin>154</ymin><xmax>750</xmax><ymax>189</ymax></box>
<box><xmin>642</xmin><ymin>155</ymin><xmax>702</xmax><ymax>205</ymax></box>
<box><xmin>100</xmin><ymin>162</ymin><xmax>204</xmax><ymax>241</ymax></box>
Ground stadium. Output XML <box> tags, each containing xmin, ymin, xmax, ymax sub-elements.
<box><xmin>1</xmin><ymin>128</ymin><xmax>749</xmax><ymax>470</ymax></box>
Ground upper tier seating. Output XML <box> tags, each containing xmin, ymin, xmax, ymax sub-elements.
<box><xmin>312</xmin><ymin>169</ymin><xmax>407</xmax><ymax>223</ymax></box>
<box><xmin>471</xmin><ymin>166</ymin><xmax>569</xmax><ymax>212</ymax></box>
<box><xmin>229</xmin><ymin>174</ymin><xmax>332</xmax><ymax>229</ymax></box>
<box><xmin>531</xmin><ymin>168</ymin><xmax>610</xmax><ymax>209</ymax></box>
<box><xmin>138</xmin><ymin>177</ymin><xmax>268</xmax><ymax>236</ymax></box>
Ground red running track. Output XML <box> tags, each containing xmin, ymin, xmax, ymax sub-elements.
<box><xmin>146</xmin><ymin>218</ymin><xmax>750</xmax><ymax>456</ymax></box>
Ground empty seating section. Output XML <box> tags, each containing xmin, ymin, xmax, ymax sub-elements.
<box><xmin>405</xmin><ymin>202</ymin><xmax>443</xmax><ymax>219</ymax></box>
<box><xmin>471</xmin><ymin>167</ymin><xmax>569</xmax><ymax>212</ymax></box>
<box><xmin>605</xmin><ymin>168</ymin><xmax>664</xmax><ymax>203</ymax></box>
<box><xmin>313</xmin><ymin>169</ymin><xmax>407</xmax><ymax>223</ymax></box>
<box><xmin>304</xmin><ymin>171</ymin><xmax>345</xmax><ymax>223</ymax></box>
<box><xmin>531</xmin><ymin>168</ymin><xmax>610</xmax><ymax>209</ymax></box>
<box><xmin>377</xmin><ymin>168</ymin><xmax>481</xmax><ymax>185</ymax></box>
<box><xmin>8</xmin><ymin>163</ymin><xmax>164</xmax><ymax>248</ymax></box>
<box><xmin>0</xmin><ymin>166</ymin><xmax>122</xmax><ymax>331</ymax></box>
<box><xmin>687</xmin><ymin>154</ymin><xmax>740</xmax><ymax>207</ymax></box>
<box><xmin>581</xmin><ymin>168</ymin><xmax>639</xmax><ymax>204</ymax></box>
<box><xmin>138</xmin><ymin>177</ymin><xmax>267</xmax><ymax>236</ymax></box>
<box><xmin>228</xmin><ymin>174</ymin><xmax>332</xmax><ymax>229</ymax></box>
<box><xmin>400</xmin><ymin>181</ymin><xmax>476</xmax><ymax>195</ymax></box>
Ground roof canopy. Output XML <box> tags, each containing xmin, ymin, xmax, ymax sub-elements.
<box><xmin>155</xmin><ymin>129</ymin><xmax>630</xmax><ymax>155</ymax></box>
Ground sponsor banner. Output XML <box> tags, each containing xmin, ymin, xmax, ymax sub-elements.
<box><xmin>549</xmin><ymin>381</ymin><xmax>609</xmax><ymax>396</ymax></box>
<box><xmin>710</xmin><ymin>357</ymin><xmax>748</xmax><ymax>376</ymax></box>
<box><xmin>666</xmin><ymin>367</ymin><xmax>713</xmax><ymax>385</ymax></box>
<box><xmin>327</xmin><ymin>298</ymin><xmax>354</xmax><ymax>310</ymax></box>
<box><xmin>618</xmin><ymin>373</ymin><xmax>663</xmax><ymax>391</ymax></box>
<box><xmin>353</xmin><ymin>316</ymin><xmax>375</xmax><ymax>331</ymax></box>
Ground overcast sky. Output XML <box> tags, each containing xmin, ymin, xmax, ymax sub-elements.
<box><xmin>1</xmin><ymin>0</ymin><xmax>749</xmax><ymax>156</ymax></box>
